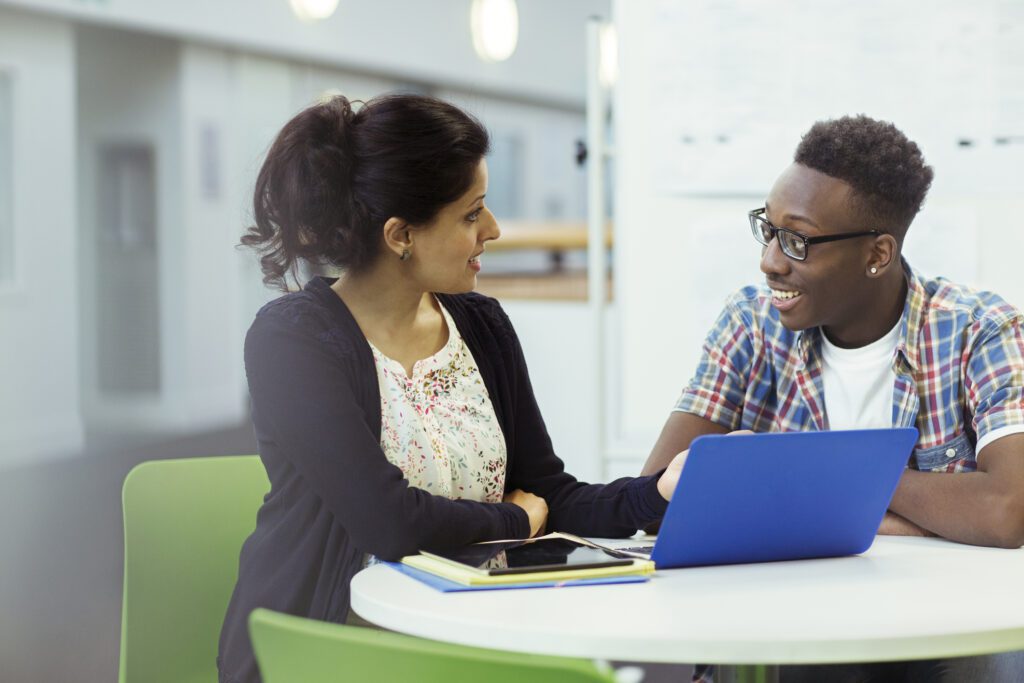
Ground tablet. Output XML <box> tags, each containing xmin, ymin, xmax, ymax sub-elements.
<box><xmin>422</xmin><ymin>537</ymin><xmax>634</xmax><ymax>576</ymax></box>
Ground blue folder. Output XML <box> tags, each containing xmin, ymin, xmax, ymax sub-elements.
<box><xmin>384</xmin><ymin>562</ymin><xmax>650</xmax><ymax>592</ymax></box>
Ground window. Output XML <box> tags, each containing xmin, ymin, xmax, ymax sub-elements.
<box><xmin>96</xmin><ymin>143</ymin><xmax>160</xmax><ymax>394</ymax></box>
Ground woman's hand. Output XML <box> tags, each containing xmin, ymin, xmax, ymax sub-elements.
<box><xmin>657</xmin><ymin>449</ymin><xmax>688</xmax><ymax>500</ymax></box>
<box><xmin>657</xmin><ymin>429</ymin><xmax>755</xmax><ymax>500</ymax></box>
<box><xmin>504</xmin><ymin>489</ymin><xmax>548</xmax><ymax>537</ymax></box>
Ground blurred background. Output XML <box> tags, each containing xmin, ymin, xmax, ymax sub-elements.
<box><xmin>1</xmin><ymin>0</ymin><xmax>1022</xmax><ymax>681</ymax></box>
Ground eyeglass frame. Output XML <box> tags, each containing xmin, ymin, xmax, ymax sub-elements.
<box><xmin>748</xmin><ymin>207</ymin><xmax>880</xmax><ymax>262</ymax></box>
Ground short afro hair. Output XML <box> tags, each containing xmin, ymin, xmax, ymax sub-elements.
<box><xmin>794</xmin><ymin>115</ymin><xmax>933</xmax><ymax>240</ymax></box>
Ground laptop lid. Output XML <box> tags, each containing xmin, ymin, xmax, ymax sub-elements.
<box><xmin>650</xmin><ymin>428</ymin><xmax>919</xmax><ymax>568</ymax></box>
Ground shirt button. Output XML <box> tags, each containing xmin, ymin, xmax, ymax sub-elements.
<box><xmin>945</xmin><ymin>448</ymin><xmax>957</xmax><ymax>458</ymax></box>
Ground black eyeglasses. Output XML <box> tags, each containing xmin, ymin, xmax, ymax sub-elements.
<box><xmin>748</xmin><ymin>208</ymin><xmax>879</xmax><ymax>261</ymax></box>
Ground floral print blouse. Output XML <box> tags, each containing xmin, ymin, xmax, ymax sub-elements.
<box><xmin>369</xmin><ymin>301</ymin><xmax>508</xmax><ymax>504</ymax></box>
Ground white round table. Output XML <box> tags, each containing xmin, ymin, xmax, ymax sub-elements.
<box><xmin>351</xmin><ymin>536</ymin><xmax>1024</xmax><ymax>666</ymax></box>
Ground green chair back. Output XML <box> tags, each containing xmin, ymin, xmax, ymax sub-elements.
<box><xmin>248</xmin><ymin>607</ymin><xmax>617</xmax><ymax>683</ymax></box>
<box><xmin>119</xmin><ymin>455</ymin><xmax>269</xmax><ymax>683</ymax></box>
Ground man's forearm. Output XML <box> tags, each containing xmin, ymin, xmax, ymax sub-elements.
<box><xmin>642</xmin><ymin>412</ymin><xmax>729</xmax><ymax>476</ymax></box>
<box><xmin>890</xmin><ymin>469</ymin><xmax>1024</xmax><ymax>548</ymax></box>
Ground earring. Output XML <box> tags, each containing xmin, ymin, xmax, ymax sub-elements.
<box><xmin>400</xmin><ymin>249</ymin><xmax>411</xmax><ymax>262</ymax></box>
<box><xmin>870</xmin><ymin>267</ymin><xmax>878</xmax><ymax>274</ymax></box>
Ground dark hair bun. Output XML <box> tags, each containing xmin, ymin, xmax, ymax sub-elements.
<box><xmin>242</xmin><ymin>93</ymin><xmax>490</xmax><ymax>290</ymax></box>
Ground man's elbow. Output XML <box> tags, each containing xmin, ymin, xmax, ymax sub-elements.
<box><xmin>990</xmin><ymin>527</ymin><xmax>1024</xmax><ymax>550</ymax></box>
<box><xmin>988</xmin><ymin>498</ymin><xmax>1024</xmax><ymax>549</ymax></box>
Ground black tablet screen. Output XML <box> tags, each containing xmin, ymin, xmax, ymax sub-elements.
<box><xmin>429</xmin><ymin>538</ymin><xmax>633</xmax><ymax>576</ymax></box>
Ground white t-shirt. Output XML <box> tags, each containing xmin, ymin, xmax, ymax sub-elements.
<box><xmin>820</xmin><ymin>321</ymin><xmax>1024</xmax><ymax>455</ymax></box>
<box><xmin>820</xmin><ymin>321</ymin><xmax>901</xmax><ymax>432</ymax></box>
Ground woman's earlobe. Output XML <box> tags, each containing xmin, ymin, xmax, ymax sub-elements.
<box><xmin>382</xmin><ymin>217</ymin><xmax>414</xmax><ymax>259</ymax></box>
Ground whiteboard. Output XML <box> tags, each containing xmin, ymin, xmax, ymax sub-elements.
<box><xmin>647</xmin><ymin>0</ymin><xmax>1024</xmax><ymax>196</ymax></box>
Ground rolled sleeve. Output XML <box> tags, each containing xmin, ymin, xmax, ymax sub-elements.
<box><xmin>967</xmin><ymin>310</ymin><xmax>1024</xmax><ymax>443</ymax></box>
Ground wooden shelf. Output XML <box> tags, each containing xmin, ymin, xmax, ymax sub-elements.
<box><xmin>476</xmin><ymin>272</ymin><xmax>613</xmax><ymax>302</ymax></box>
<box><xmin>489</xmin><ymin>220</ymin><xmax>613</xmax><ymax>252</ymax></box>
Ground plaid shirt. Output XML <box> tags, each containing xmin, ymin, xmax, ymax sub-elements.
<box><xmin>676</xmin><ymin>261</ymin><xmax>1024</xmax><ymax>472</ymax></box>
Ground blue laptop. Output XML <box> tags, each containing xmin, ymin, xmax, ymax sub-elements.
<box><xmin>634</xmin><ymin>428</ymin><xmax>918</xmax><ymax>568</ymax></box>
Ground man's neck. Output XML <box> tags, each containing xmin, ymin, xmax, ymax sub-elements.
<box><xmin>822</xmin><ymin>269</ymin><xmax>907</xmax><ymax>349</ymax></box>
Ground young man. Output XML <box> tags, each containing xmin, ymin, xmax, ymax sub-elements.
<box><xmin>644</xmin><ymin>115</ymin><xmax>1024</xmax><ymax>681</ymax></box>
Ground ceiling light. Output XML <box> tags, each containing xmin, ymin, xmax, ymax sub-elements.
<box><xmin>471</xmin><ymin>0</ymin><xmax>519</xmax><ymax>63</ymax></box>
<box><xmin>290</xmin><ymin>0</ymin><xmax>339</xmax><ymax>22</ymax></box>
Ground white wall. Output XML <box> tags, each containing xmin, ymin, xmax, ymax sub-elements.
<box><xmin>611</xmin><ymin>0</ymin><xmax>1024</xmax><ymax>471</ymax></box>
<box><xmin>0</xmin><ymin>0</ymin><xmax>608</xmax><ymax>108</ymax></box>
<box><xmin>0</xmin><ymin>8</ymin><xmax>80</xmax><ymax>465</ymax></box>
<box><xmin>173</xmin><ymin>44</ymin><xmax>251</xmax><ymax>430</ymax></box>
<box><xmin>502</xmin><ymin>302</ymin><xmax>620</xmax><ymax>484</ymax></box>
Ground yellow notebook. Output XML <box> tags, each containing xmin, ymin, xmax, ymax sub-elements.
<box><xmin>401</xmin><ymin>533</ymin><xmax>656</xmax><ymax>586</ymax></box>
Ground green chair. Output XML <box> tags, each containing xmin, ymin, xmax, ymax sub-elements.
<box><xmin>248</xmin><ymin>608</ymin><xmax>618</xmax><ymax>682</ymax></box>
<box><xmin>119</xmin><ymin>455</ymin><xmax>269</xmax><ymax>683</ymax></box>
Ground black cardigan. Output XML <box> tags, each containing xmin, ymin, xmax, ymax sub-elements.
<box><xmin>218</xmin><ymin>278</ymin><xmax>668</xmax><ymax>683</ymax></box>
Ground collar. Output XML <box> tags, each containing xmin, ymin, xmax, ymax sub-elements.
<box><xmin>895</xmin><ymin>258</ymin><xmax>926</xmax><ymax>374</ymax></box>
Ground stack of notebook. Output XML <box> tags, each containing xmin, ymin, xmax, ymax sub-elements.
<box><xmin>390</xmin><ymin>532</ymin><xmax>655</xmax><ymax>592</ymax></box>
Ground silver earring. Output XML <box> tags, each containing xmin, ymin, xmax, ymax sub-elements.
<box><xmin>400</xmin><ymin>249</ymin><xmax>411</xmax><ymax>262</ymax></box>
<box><xmin>870</xmin><ymin>267</ymin><xmax>878</xmax><ymax>274</ymax></box>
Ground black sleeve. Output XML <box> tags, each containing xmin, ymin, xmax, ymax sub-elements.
<box><xmin>496</xmin><ymin>308</ymin><xmax>669</xmax><ymax>537</ymax></box>
<box><xmin>245</xmin><ymin>312</ymin><xmax>530</xmax><ymax>561</ymax></box>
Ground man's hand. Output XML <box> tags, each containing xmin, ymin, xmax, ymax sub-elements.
<box><xmin>878</xmin><ymin>511</ymin><xmax>934</xmax><ymax>537</ymax></box>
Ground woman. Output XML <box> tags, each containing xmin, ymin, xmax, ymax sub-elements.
<box><xmin>218</xmin><ymin>93</ymin><xmax>684</xmax><ymax>683</ymax></box>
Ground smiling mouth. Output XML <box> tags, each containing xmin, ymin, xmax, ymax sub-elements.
<box><xmin>769</xmin><ymin>287</ymin><xmax>802</xmax><ymax>301</ymax></box>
